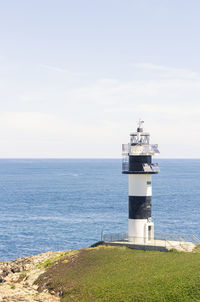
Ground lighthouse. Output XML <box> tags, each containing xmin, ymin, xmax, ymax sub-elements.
<box><xmin>122</xmin><ymin>120</ymin><xmax>159</xmax><ymax>244</ymax></box>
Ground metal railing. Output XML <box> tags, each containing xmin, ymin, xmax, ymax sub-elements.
<box><xmin>122</xmin><ymin>161</ymin><xmax>159</xmax><ymax>173</ymax></box>
<box><xmin>103</xmin><ymin>232</ymin><xmax>128</xmax><ymax>242</ymax></box>
<box><xmin>122</xmin><ymin>144</ymin><xmax>160</xmax><ymax>156</ymax></box>
<box><xmin>122</xmin><ymin>144</ymin><xmax>129</xmax><ymax>155</ymax></box>
<box><xmin>154</xmin><ymin>232</ymin><xmax>200</xmax><ymax>245</ymax></box>
<box><xmin>122</xmin><ymin>159</ymin><xmax>129</xmax><ymax>172</ymax></box>
<box><xmin>102</xmin><ymin>231</ymin><xmax>200</xmax><ymax>251</ymax></box>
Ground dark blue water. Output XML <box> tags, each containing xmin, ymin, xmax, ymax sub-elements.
<box><xmin>0</xmin><ymin>159</ymin><xmax>199</xmax><ymax>261</ymax></box>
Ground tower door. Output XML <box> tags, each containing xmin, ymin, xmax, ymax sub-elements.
<box><xmin>148</xmin><ymin>226</ymin><xmax>152</xmax><ymax>241</ymax></box>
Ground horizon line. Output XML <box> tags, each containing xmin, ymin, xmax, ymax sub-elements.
<box><xmin>0</xmin><ymin>157</ymin><xmax>199</xmax><ymax>160</ymax></box>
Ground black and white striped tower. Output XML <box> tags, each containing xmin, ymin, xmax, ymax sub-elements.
<box><xmin>122</xmin><ymin>120</ymin><xmax>159</xmax><ymax>244</ymax></box>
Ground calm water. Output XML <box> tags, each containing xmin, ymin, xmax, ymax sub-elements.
<box><xmin>0</xmin><ymin>159</ymin><xmax>199</xmax><ymax>261</ymax></box>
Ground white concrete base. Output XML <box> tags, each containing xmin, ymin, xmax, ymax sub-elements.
<box><xmin>110</xmin><ymin>239</ymin><xmax>196</xmax><ymax>252</ymax></box>
<box><xmin>128</xmin><ymin>219</ymin><xmax>154</xmax><ymax>244</ymax></box>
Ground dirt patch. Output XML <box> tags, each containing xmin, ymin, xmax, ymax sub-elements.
<box><xmin>35</xmin><ymin>246</ymin><xmax>115</xmax><ymax>300</ymax></box>
<box><xmin>35</xmin><ymin>249</ymin><xmax>88</xmax><ymax>297</ymax></box>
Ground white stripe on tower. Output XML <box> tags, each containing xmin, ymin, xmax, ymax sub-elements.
<box><xmin>128</xmin><ymin>173</ymin><xmax>153</xmax><ymax>243</ymax></box>
<box><xmin>128</xmin><ymin>174</ymin><xmax>152</xmax><ymax>196</ymax></box>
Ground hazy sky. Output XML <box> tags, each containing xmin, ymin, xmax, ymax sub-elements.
<box><xmin>0</xmin><ymin>0</ymin><xmax>200</xmax><ymax>158</ymax></box>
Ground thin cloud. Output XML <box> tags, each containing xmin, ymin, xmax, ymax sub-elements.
<box><xmin>98</xmin><ymin>78</ymin><xmax>119</xmax><ymax>85</ymax></box>
<box><xmin>40</xmin><ymin>64</ymin><xmax>68</xmax><ymax>73</ymax></box>
<box><xmin>20</xmin><ymin>94</ymin><xmax>44</xmax><ymax>102</ymax></box>
<box><xmin>40</xmin><ymin>64</ymin><xmax>87</xmax><ymax>77</ymax></box>
<box><xmin>133</xmin><ymin>63</ymin><xmax>199</xmax><ymax>80</ymax></box>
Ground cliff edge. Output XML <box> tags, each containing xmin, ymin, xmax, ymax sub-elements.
<box><xmin>0</xmin><ymin>251</ymin><xmax>65</xmax><ymax>302</ymax></box>
<box><xmin>0</xmin><ymin>245</ymin><xmax>200</xmax><ymax>302</ymax></box>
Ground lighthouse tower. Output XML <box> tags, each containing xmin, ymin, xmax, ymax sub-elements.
<box><xmin>122</xmin><ymin>120</ymin><xmax>159</xmax><ymax>244</ymax></box>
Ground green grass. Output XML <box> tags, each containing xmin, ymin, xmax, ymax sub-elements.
<box><xmin>36</xmin><ymin>253</ymin><xmax>73</xmax><ymax>269</ymax></box>
<box><xmin>35</xmin><ymin>246</ymin><xmax>200</xmax><ymax>302</ymax></box>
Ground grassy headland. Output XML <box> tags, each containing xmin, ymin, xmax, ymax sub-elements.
<box><xmin>35</xmin><ymin>245</ymin><xmax>200</xmax><ymax>302</ymax></box>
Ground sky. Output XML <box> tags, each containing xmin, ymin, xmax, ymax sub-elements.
<box><xmin>0</xmin><ymin>0</ymin><xmax>200</xmax><ymax>158</ymax></box>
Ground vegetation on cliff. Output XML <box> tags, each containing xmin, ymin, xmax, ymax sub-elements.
<box><xmin>35</xmin><ymin>245</ymin><xmax>200</xmax><ymax>302</ymax></box>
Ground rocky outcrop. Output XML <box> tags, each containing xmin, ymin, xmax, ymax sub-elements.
<box><xmin>0</xmin><ymin>251</ymin><xmax>65</xmax><ymax>302</ymax></box>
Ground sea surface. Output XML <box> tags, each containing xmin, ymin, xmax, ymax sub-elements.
<box><xmin>0</xmin><ymin>159</ymin><xmax>199</xmax><ymax>261</ymax></box>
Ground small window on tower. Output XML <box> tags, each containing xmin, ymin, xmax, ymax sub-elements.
<box><xmin>147</xmin><ymin>181</ymin><xmax>151</xmax><ymax>185</ymax></box>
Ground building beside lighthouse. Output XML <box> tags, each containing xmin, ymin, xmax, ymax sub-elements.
<box><xmin>122</xmin><ymin>120</ymin><xmax>159</xmax><ymax>244</ymax></box>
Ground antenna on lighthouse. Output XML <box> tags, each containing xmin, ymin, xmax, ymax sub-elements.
<box><xmin>137</xmin><ymin>119</ymin><xmax>144</xmax><ymax>132</ymax></box>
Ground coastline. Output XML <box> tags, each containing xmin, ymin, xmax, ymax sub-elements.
<box><xmin>0</xmin><ymin>251</ymin><xmax>63</xmax><ymax>302</ymax></box>
<box><xmin>1</xmin><ymin>245</ymin><xmax>200</xmax><ymax>301</ymax></box>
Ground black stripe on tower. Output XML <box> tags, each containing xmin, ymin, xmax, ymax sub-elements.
<box><xmin>129</xmin><ymin>196</ymin><xmax>152</xmax><ymax>219</ymax></box>
<box><xmin>129</xmin><ymin>155</ymin><xmax>151</xmax><ymax>172</ymax></box>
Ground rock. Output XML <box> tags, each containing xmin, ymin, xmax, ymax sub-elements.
<box><xmin>0</xmin><ymin>251</ymin><xmax>63</xmax><ymax>302</ymax></box>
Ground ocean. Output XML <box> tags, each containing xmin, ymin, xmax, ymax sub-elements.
<box><xmin>0</xmin><ymin>159</ymin><xmax>199</xmax><ymax>261</ymax></box>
